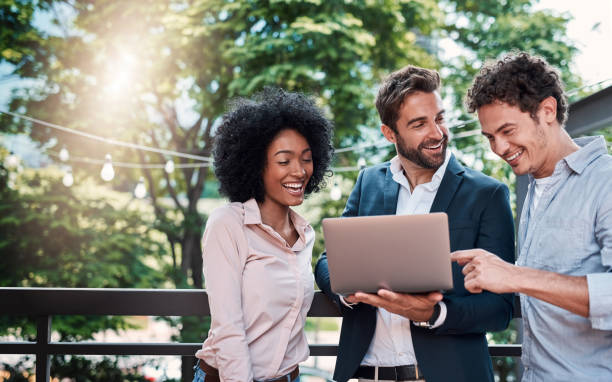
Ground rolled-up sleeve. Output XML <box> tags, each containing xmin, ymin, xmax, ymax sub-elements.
<box><xmin>202</xmin><ymin>210</ymin><xmax>253</xmax><ymax>381</ymax></box>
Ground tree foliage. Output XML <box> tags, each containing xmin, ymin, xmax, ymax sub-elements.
<box><xmin>1</xmin><ymin>0</ymin><xmax>447</xmax><ymax>292</ymax></box>
<box><xmin>0</xmin><ymin>155</ymin><xmax>167</xmax><ymax>340</ymax></box>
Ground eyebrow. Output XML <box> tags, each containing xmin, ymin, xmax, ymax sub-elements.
<box><xmin>405</xmin><ymin>110</ymin><xmax>445</xmax><ymax>127</ymax></box>
<box><xmin>482</xmin><ymin>122</ymin><xmax>514</xmax><ymax>136</ymax></box>
<box><xmin>273</xmin><ymin>148</ymin><xmax>312</xmax><ymax>156</ymax></box>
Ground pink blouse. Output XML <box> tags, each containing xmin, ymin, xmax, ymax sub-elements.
<box><xmin>195</xmin><ymin>199</ymin><xmax>315</xmax><ymax>381</ymax></box>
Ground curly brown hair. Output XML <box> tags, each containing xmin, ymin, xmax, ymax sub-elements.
<box><xmin>376</xmin><ymin>65</ymin><xmax>441</xmax><ymax>132</ymax></box>
<box><xmin>466</xmin><ymin>52</ymin><xmax>568</xmax><ymax>126</ymax></box>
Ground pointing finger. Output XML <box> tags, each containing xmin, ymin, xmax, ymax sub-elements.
<box><xmin>451</xmin><ymin>250</ymin><xmax>475</xmax><ymax>265</ymax></box>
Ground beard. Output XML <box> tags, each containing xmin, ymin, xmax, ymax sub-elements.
<box><xmin>396</xmin><ymin>133</ymin><xmax>448</xmax><ymax>170</ymax></box>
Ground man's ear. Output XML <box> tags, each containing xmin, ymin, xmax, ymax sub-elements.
<box><xmin>538</xmin><ymin>96</ymin><xmax>558</xmax><ymax>125</ymax></box>
<box><xmin>381</xmin><ymin>124</ymin><xmax>396</xmax><ymax>143</ymax></box>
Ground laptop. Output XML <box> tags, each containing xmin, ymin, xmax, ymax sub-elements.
<box><xmin>321</xmin><ymin>212</ymin><xmax>453</xmax><ymax>295</ymax></box>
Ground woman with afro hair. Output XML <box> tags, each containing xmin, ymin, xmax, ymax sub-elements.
<box><xmin>193</xmin><ymin>87</ymin><xmax>334</xmax><ymax>382</ymax></box>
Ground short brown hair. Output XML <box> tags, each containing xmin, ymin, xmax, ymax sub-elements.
<box><xmin>376</xmin><ymin>65</ymin><xmax>441</xmax><ymax>132</ymax></box>
<box><xmin>466</xmin><ymin>52</ymin><xmax>568</xmax><ymax>126</ymax></box>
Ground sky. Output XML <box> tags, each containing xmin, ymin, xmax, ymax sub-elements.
<box><xmin>535</xmin><ymin>0</ymin><xmax>612</xmax><ymax>85</ymax></box>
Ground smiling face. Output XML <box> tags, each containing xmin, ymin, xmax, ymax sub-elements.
<box><xmin>383</xmin><ymin>91</ymin><xmax>448</xmax><ymax>170</ymax></box>
<box><xmin>261</xmin><ymin>128</ymin><xmax>313</xmax><ymax>209</ymax></box>
<box><xmin>478</xmin><ymin>101</ymin><xmax>559</xmax><ymax>178</ymax></box>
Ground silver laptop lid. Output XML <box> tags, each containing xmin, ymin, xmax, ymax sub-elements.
<box><xmin>322</xmin><ymin>212</ymin><xmax>453</xmax><ymax>295</ymax></box>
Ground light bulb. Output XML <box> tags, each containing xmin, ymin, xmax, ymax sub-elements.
<box><xmin>330</xmin><ymin>184</ymin><xmax>342</xmax><ymax>201</ymax></box>
<box><xmin>100</xmin><ymin>154</ymin><xmax>115</xmax><ymax>181</ymax></box>
<box><xmin>164</xmin><ymin>159</ymin><xmax>175</xmax><ymax>174</ymax></box>
<box><xmin>134</xmin><ymin>177</ymin><xmax>147</xmax><ymax>199</ymax></box>
<box><xmin>357</xmin><ymin>157</ymin><xmax>367</xmax><ymax>169</ymax></box>
<box><xmin>62</xmin><ymin>169</ymin><xmax>74</xmax><ymax>187</ymax></box>
<box><xmin>5</xmin><ymin>152</ymin><xmax>19</xmax><ymax>168</ymax></box>
<box><xmin>59</xmin><ymin>147</ymin><xmax>70</xmax><ymax>162</ymax></box>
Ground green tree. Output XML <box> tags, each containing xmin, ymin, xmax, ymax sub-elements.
<box><xmin>0</xmin><ymin>156</ymin><xmax>167</xmax><ymax>340</ymax></box>
<box><xmin>0</xmin><ymin>151</ymin><xmax>169</xmax><ymax>379</ymax></box>
<box><xmin>1</xmin><ymin>0</ymin><xmax>443</xmax><ymax>289</ymax></box>
<box><xmin>0</xmin><ymin>0</ymin><xmax>53</xmax><ymax>75</ymax></box>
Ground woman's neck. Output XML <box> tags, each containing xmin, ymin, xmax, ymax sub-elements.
<box><xmin>258</xmin><ymin>199</ymin><xmax>296</xmax><ymax>244</ymax></box>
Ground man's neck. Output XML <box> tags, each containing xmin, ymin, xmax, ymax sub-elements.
<box><xmin>534</xmin><ymin>128</ymin><xmax>580</xmax><ymax>179</ymax></box>
<box><xmin>398</xmin><ymin>156</ymin><xmax>439</xmax><ymax>192</ymax></box>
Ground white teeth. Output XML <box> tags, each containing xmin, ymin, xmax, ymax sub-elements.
<box><xmin>506</xmin><ymin>150</ymin><xmax>523</xmax><ymax>161</ymax></box>
<box><xmin>425</xmin><ymin>141</ymin><xmax>443</xmax><ymax>149</ymax></box>
<box><xmin>283</xmin><ymin>183</ymin><xmax>303</xmax><ymax>189</ymax></box>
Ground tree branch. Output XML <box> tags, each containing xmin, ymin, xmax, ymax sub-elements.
<box><xmin>186</xmin><ymin>113</ymin><xmax>206</xmax><ymax>143</ymax></box>
<box><xmin>148</xmin><ymin>130</ymin><xmax>186</xmax><ymax>215</ymax></box>
<box><xmin>152</xmin><ymin>87</ymin><xmax>182</xmax><ymax>144</ymax></box>
<box><xmin>137</xmin><ymin>149</ymin><xmax>167</xmax><ymax>219</ymax></box>
<box><xmin>188</xmin><ymin>165</ymin><xmax>208</xmax><ymax>210</ymax></box>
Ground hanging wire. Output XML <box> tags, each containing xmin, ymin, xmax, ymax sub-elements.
<box><xmin>47</xmin><ymin>150</ymin><xmax>211</xmax><ymax>169</ymax></box>
<box><xmin>566</xmin><ymin>78</ymin><xmax>612</xmax><ymax>97</ymax></box>
<box><xmin>331</xmin><ymin>166</ymin><xmax>361</xmax><ymax>173</ymax></box>
<box><xmin>0</xmin><ymin>110</ymin><xmax>212</xmax><ymax>162</ymax></box>
<box><xmin>333</xmin><ymin>138</ymin><xmax>391</xmax><ymax>154</ymax></box>
<box><xmin>2</xmin><ymin>76</ymin><xmax>611</xmax><ymax>166</ymax></box>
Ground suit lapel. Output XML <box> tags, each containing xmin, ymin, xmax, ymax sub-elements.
<box><xmin>430</xmin><ymin>154</ymin><xmax>465</xmax><ymax>213</ymax></box>
<box><xmin>383</xmin><ymin>165</ymin><xmax>400</xmax><ymax>214</ymax></box>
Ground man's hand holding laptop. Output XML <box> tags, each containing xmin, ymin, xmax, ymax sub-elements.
<box><xmin>345</xmin><ymin>289</ymin><xmax>443</xmax><ymax>322</ymax></box>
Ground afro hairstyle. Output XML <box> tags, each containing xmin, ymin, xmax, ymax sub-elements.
<box><xmin>213</xmin><ymin>87</ymin><xmax>334</xmax><ymax>203</ymax></box>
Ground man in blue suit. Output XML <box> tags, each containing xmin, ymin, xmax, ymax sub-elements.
<box><xmin>315</xmin><ymin>65</ymin><xmax>515</xmax><ymax>382</ymax></box>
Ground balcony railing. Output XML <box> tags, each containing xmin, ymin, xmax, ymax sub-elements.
<box><xmin>0</xmin><ymin>288</ymin><xmax>522</xmax><ymax>382</ymax></box>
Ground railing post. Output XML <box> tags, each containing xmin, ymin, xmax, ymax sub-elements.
<box><xmin>36</xmin><ymin>315</ymin><xmax>51</xmax><ymax>382</ymax></box>
<box><xmin>182</xmin><ymin>356</ymin><xmax>196</xmax><ymax>382</ymax></box>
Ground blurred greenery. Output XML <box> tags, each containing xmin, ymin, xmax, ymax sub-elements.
<box><xmin>1</xmin><ymin>356</ymin><xmax>154</xmax><ymax>382</ymax></box>
<box><xmin>0</xmin><ymin>153</ymin><xmax>169</xmax><ymax>379</ymax></box>
<box><xmin>0</xmin><ymin>0</ymin><xmax>593</xmax><ymax>380</ymax></box>
<box><xmin>304</xmin><ymin>317</ymin><xmax>340</xmax><ymax>332</ymax></box>
<box><xmin>0</xmin><ymin>155</ymin><xmax>168</xmax><ymax>340</ymax></box>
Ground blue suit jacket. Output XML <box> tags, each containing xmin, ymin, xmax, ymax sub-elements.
<box><xmin>315</xmin><ymin>155</ymin><xmax>515</xmax><ymax>382</ymax></box>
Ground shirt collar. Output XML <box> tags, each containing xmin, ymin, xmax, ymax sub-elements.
<box><xmin>563</xmin><ymin>136</ymin><xmax>608</xmax><ymax>175</ymax></box>
<box><xmin>242</xmin><ymin>198</ymin><xmax>310</xmax><ymax>231</ymax></box>
<box><xmin>528</xmin><ymin>135</ymin><xmax>608</xmax><ymax>183</ymax></box>
<box><xmin>243</xmin><ymin>198</ymin><xmax>262</xmax><ymax>225</ymax></box>
<box><xmin>389</xmin><ymin>149</ymin><xmax>451</xmax><ymax>189</ymax></box>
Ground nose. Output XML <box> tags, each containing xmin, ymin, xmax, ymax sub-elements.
<box><xmin>429</xmin><ymin>121</ymin><xmax>445</xmax><ymax>140</ymax></box>
<box><xmin>290</xmin><ymin>161</ymin><xmax>307</xmax><ymax>178</ymax></box>
<box><xmin>492</xmin><ymin>136</ymin><xmax>510</xmax><ymax>157</ymax></box>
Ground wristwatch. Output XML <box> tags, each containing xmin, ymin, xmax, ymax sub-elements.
<box><xmin>413</xmin><ymin>303</ymin><xmax>441</xmax><ymax>329</ymax></box>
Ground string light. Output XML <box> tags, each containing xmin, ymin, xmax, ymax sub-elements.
<box><xmin>100</xmin><ymin>154</ymin><xmax>115</xmax><ymax>181</ymax></box>
<box><xmin>2</xmin><ymin>78</ymin><xmax>609</xmax><ymax>187</ymax></box>
<box><xmin>59</xmin><ymin>147</ymin><xmax>70</xmax><ymax>162</ymax></box>
<box><xmin>62</xmin><ymin>168</ymin><xmax>74</xmax><ymax>187</ymax></box>
<box><xmin>133</xmin><ymin>177</ymin><xmax>147</xmax><ymax>199</ymax></box>
<box><xmin>330</xmin><ymin>182</ymin><xmax>342</xmax><ymax>201</ymax></box>
<box><xmin>1</xmin><ymin>77</ymin><xmax>609</xmax><ymax>167</ymax></box>
<box><xmin>48</xmin><ymin>150</ymin><xmax>210</xmax><ymax>169</ymax></box>
<box><xmin>0</xmin><ymin>110</ymin><xmax>213</xmax><ymax>162</ymax></box>
<box><xmin>164</xmin><ymin>159</ymin><xmax>175</xmax><ymax>174</ymax></box>
<box><xmin>5</xmin><ymin>151</ymin><xmax>20</xmax><ymax>168</ymax></box>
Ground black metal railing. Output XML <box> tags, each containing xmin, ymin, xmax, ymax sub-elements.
<box><xmin>0</xmin><ymin>288</ymin><xmax>522</xmax><ymax>382</ymax></box>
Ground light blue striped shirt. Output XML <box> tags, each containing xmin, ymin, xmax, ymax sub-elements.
<box><xmin>517</xmin><ymin>136</ymin><xmax>612</xmax><ymax>381</ymax></box>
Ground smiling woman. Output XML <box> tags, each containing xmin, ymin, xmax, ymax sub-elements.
<box><xmin>192</xmin><ymin>87</ymin><xmax>334</xmax><ymax>382</ymax></box>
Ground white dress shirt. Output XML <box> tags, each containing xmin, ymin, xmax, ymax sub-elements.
<box><xmin>360</xmin><ymin>152</ymin><xmax>450</xmax><ymax>367</ymax></box>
